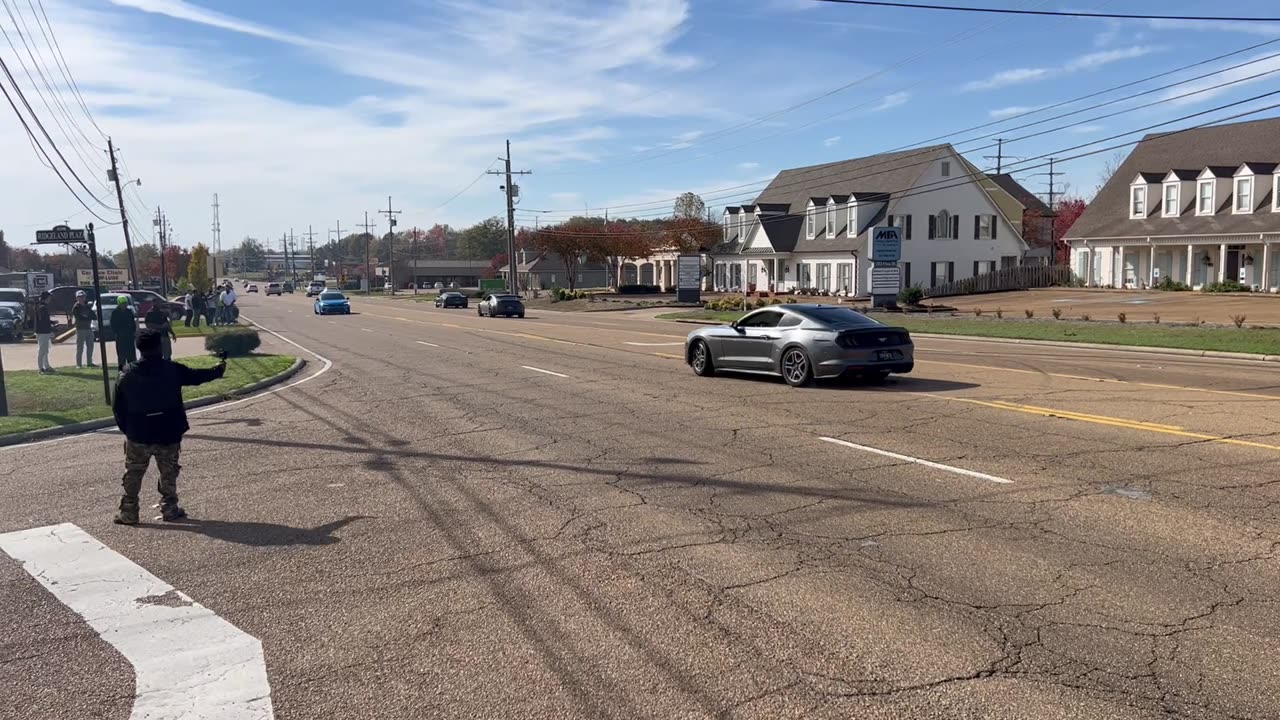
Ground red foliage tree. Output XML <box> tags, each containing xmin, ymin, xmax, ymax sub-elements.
<box><xmin>1053</xmin><ymin>198</ymin><xmax>1087</xmax><ymax>263</ymax></box>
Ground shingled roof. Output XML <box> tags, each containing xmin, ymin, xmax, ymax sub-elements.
<box><xmin>1067</xmin><ymin>116</ymin><xmax>1280</xmax><ymax>240</ymax></box>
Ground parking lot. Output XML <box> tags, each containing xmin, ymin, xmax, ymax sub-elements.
<box><xmin>939</xmin><ymin>288</ymin><xmax>1280</xmax><ymax>326</ymax></box>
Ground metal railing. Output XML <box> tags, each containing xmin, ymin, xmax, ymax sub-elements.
<box><xmin>922</xmin><ymin>265</ymin><xmax>1076</xmax><ymax>298</ymax></box>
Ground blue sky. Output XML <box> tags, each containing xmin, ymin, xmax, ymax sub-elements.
<box><xmin>3</xmin><ymin>0</ymin><xmax>1280</xmax><ymax>253</ymax></box>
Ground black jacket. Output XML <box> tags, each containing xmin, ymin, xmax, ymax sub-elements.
<box><xmin>112</xmin><ymin>358</ymin><xmax>225</xmax><ymax>445</ymax></box>
<box><xmin>34</xmin><ymin>303</ymin><xmax>52</xmax><ymax>334</ymax></box>
<box><xmin>110</xmin><ymin>305</ymin><xmax>136</xmax><ymax>338</ymax></box>
<box><xmin>72</xmin><ymin>303</ymin><xmax>94</xmax><ymax>330</ymax></box>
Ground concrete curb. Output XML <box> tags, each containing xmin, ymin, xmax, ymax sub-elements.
<box><xmin>657</xmin><ymin>318</ymin><xmax>1279</xmax><ymax>362</ymax></box>
<box><xmin>0</xmin><ymin>356</ymin><xmax>307</xmax><ymax>448</ymax></box>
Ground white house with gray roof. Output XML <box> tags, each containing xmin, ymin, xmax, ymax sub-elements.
<box><xmin>1065</xmin><ymin>116</ymin><xmax>1280</xmax><ymax>291</ymax></box>
<box><xmin>709</xmin><ymin>144</ymin><xmax>1028</xmax><ymax>295</ymax></box>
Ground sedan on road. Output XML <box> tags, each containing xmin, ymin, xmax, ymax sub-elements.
<box><xmin>435</xmin><ymin>292</ymin><xmax>468</xmax><ymax>309</ymax></box>
<box><xmin>685</xmin><ymin>304</ymin><xmax>914</xmax><ymax>387</ymax></box>
<box><xmin>266</xmin><ymin>282</ymin><xmax>283</xmax><ymax>296</ymax></box>
<box><xmin>314</xmin><ymin>290</ymin><xmax>352</xmax><ymax>315</ymax></box>
<box><xmin>477</xmin><ymin>293</ymin><xmax>524</xmax><ymax>318</ymax></box>
<box><xmin>247</xmin><ymin>284</ymin><xmax>259</xmax><ymax>293</ymax></box>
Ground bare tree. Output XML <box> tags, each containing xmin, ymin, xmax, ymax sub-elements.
<box><xmin>1093</xmin><ymin>151</ymin><xmax>1127</xmax><ymax>199</ymax></box>
<box><xmin>673</xmin><ymin>192</ymin><xmax>706</xmax><ymax>220</ymax></box>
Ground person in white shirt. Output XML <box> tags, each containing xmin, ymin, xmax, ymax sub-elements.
<box><xmin>220</xmin><ymin>284</ymin><xmax>237</xmax><ymax>324</ymax></box>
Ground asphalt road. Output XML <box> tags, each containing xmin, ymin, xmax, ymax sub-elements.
<box><xmin>3</xmin><ymin>291</ymin><xmax>1280</xmax><ymax>719</ymax></box>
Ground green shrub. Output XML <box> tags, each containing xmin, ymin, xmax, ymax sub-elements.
<box><xmin>1154</xmin><ymin>276</ymin><xmax>1191</xmax><ymax>292</ymax></box>
<box><xmin>204</xmin><ymin>327</ymin><xmax>262</xmax><ymax>357</ymax></box>
<box><xmin>617</xmin><ymin>284</ymin><xmax>662</xmax><ymax>294</ymax></box>
<box><xmin>897</xmin><ymin>285</ymin><xmax>925</xmax><ymax>307</ymax></box>
<box><xmin>1202</xmin><ymin>280</ymin><xmax>1248</xmax><ymax>293</ymax></box>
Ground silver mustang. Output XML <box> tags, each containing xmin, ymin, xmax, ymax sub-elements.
<box><xmin>685</xmin><ymin>304</ymin><xmax>914</xmax><ymax>386</ymax></box>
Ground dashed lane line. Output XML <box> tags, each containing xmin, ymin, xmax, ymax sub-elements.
<box><xmin>416</xmin><ymin>341</ymin><xmax>440</xmax><ymax>347</ymax></box>
<box><xmin>0</xmin><ymin>523</ymin><xmax>276</xmax><ymax>719</ymax></box>
<box><xmin>522</xmin><ymin>365</ymin><xmax>570</xmax><ymax>378</ymax></box>
<box><xmin>819</xmin><ymin>437</ymin><xmax>1013</xmax><ymax>484</ymax></box>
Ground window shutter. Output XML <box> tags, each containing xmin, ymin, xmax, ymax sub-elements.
<box><xmin>905</xmin><ymin>215</ymin><xmax>913</xmax><ymax>240</ymax></box>
<box><xmin>952</xmin><ymin>216</ymin><xmax>960</xmax><ymax>240</ymax></box>
<box><xmin>947</xmin><ymin>262</ymin><xmax>955</xmax><ymax>282</ymax></box>
<box><xmin>929</xmin><ymin>262</ymin><xmax>937</xmax><ymax>287</ymax></box>
<box><xmin>973</xmin><ymin>215</ymin><xmax>980</xmax><ymax>240</ymax></box>
<box><xmin>928</xmin><ymin>215</ymin><xmax>936</xmax><ymax>239</ymax></box>
<box><xmin>887</xmin><ymin>214</ymin><xmax>894</xmax><ymax>228</ymax></box>
<box><xmin>991</xmin><ymin>215</ymin><xmax>998</xmax><ymax>240</ymax></box>
<box><xmin>973</xmin><ymin>261</ymin><xmax>979</xmax><ymax>276</ymax></box>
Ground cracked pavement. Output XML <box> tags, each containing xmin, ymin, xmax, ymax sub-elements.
<box><xmin>2</xmin><ymin>293</ymin><xmax>1280</xmax><ymax>719</ymax></box>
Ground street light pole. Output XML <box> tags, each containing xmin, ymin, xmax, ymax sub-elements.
<box><xmin>107</xmin><ymin>139</ymin><xmax>139</xmax><ymax>289</ymax></box>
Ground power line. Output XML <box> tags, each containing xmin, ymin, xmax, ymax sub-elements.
<box><xmin>526</xmin><ymin>49</ymin><xmax>1280</xmax><ymax>219</ymax></box>
<box><xmin>809</xmin><ymin>0</ymin><xmax>1280</xmax><ymax>22</ymax></box>
<box><xmin>434</xmin><ymin>160</ymin><xmax>499</xmax><ymax>210</ymax></box>
<box><xmin>30</xmin><ymin>0</ymin><xmax>106</xmax><ymax>139</ymax></box>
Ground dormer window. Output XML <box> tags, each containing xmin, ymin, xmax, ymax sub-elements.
<box><xmin>825</xmin><ymin>200</ymin><xmax>835</xmax><ymax>237</ymax></box>
<box><xmin>1162</xmin><ymin>183</ymin><xmax>1180</xmax><ymax>217</ymax></box>
<box><xmin>1235</xmin><ymin>177</ymin><xmax>1254</xmax><ymax>214</ymax></box>
<box><xmin>722</xmin><ymin>213</ymin><xmax>730</xmax><ymax>240</ymax></box>
<box><xmin>806</xmin><ymin>203</ymin><xmax>816</xmax><ymax>239</ymax></box>
<box><xmin>1197</xmin><ymin>180</ymin><xmax>1214</xmax><ymax>215</ymax></box>
<box><xmin>1274</xmin><ymin>175</ymin><xmax>1280</xmax><ymax>211</ymax></box>
<box><xmin>1130</xmin><ymin>186</ymin><xmax>1146</xmax><ymax>218</ymax></box>
<box><xmin>848</xmin><ymin>201</ymin><xmax>856</xmax><ymax>235</ymax></box>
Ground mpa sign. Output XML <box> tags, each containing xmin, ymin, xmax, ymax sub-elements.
<box><xmin>870</xmin><ymin>226</ymin><xmax>902</xmax><ymax>264</ymax></box>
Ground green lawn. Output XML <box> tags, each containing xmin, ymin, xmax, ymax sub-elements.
<box><xmin>0</xmin><ymin>354</ymin><xmax>297</xmax><ymax>437</ymax></box>
<box><xmin>656</xmin><ymin>310</ymin><xmax>1280</xmax><ymax>355</ymax></box>
<box><xmin>171</xmin><ymin>322</ymin><xmax>246</xmax><ymax>338</ymax></box>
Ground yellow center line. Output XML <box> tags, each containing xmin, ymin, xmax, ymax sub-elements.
<box><xmin>916</xmin><ymin>358</ymin><xmax>1280</xmax><ymax>401</ymax></box>
<box><xmin>923</xmin><ymin>394</ymin><xmax>1280</xmax><ymax>453</ymax></box>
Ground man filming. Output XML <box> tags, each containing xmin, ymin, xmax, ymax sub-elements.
<box><xmin>111</xmin><ymin>328</ymin><xmax>226</xmax><ymax>525</ymax></box>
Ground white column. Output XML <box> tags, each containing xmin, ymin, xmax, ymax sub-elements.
<box><xmin>1186</xmin><ymin>244</ymin><xmax>1194</xmax><ymax>286</ymax></box>
<box><xmin>1264</xmin><ymin>242</ymin><xmax>1272</xmax><ymax>292</ymax></box>
<box><xmin>1148</xmin><ymin>245</ymin><xmax>1156</xmax><ymax>287</ymax></box>
<box><xmin>1219</xmin><ymin>243</ymin><xmax>1227</xmax><ymax>282</ymax></box>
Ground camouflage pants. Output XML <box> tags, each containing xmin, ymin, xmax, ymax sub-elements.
<box><xmin>120</xmin><ymin>441</ymin><xmax>181</xmax><ymax>511</ymax></box>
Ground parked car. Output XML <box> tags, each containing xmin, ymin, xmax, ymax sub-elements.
<box><xmin>306</xmin><ymin>281</ymin><xmax>326</xmax><ymax>297</ymax></box>
<box><xmin>247</xmin><ymin>284</ymin><xmax>259</xmax><ymax>293</ymax></box>
<box><xmin>282</xmin><ymin>282</ymin><xmax>294</xmax><ymax>294</ymax></box>
<box><xmin>477</xmin><ymin>293</ymin><xmax>524</xmax><ymax>318</ymax></box>
<box><xmin>684</xmin><ymin>304</ymin><xmax>914</xmax><ymax>387</ymax></box>
<box><xmin>435</xmin><ymin>292</ymin><xmax>468</xmax><ymax>309</ymax></box>
<box><xmin>266</xmin><ymin>282</ymin><xmax>282</xmax><ymax>296</ymax></box>
<box><xmin>89</xmin><ymin>293</ymin><xmax>140</xmax><ymax>342</ymax></box>
<box><xmin>119</xmin><ymin>289</ymin><xmax>184</xmax><ymax>321</ymax></box>
<box><xmin>313</xmin><ymin>290</ymin><xmax>351</xmax><ymax>315</ymax></box>
<box><xmin>0</xmin><ymin>288</ymin><xmax>28</xmax><ymax>333</ymax></box>
<box><xmin>0</xmin><ymin>307</ymin><xmax>22</xmax><ymax>341</ymax></box>
<box><xmin>45</xmin><ymin>286</ymin><xmax>93</xmax><ymax>320</ymax></box>
<box><xmin>433</xmin><ymin>282</ymin><xmax>445</xmax><ymax>290</ymax></box>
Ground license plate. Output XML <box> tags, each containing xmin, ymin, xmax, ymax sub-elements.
<box><xmin>876</xmin><ymin>349</ymin><xmax>902</xmax><ymax>361</ymax></box>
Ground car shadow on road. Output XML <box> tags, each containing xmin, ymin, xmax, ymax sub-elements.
<box><xmin>834</xmin><ymin>376</ymin><xmax>980</xmax><ymax>393</ymax></box>
<box><xmin>144</xmin><ymin>515</ymin><xmax>370</xmax><ymax>547</ymax></box>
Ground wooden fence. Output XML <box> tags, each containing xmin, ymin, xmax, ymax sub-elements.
<box><xmin>922</xmin><ymin>265</ymin><xmax>1076</xmax><ymax>299</ymax></box>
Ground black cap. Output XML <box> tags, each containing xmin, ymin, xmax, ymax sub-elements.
<box><xmin>136</xmin><ymin>328</ymin><xmax>163</xmax><ymax>355</ymax></box>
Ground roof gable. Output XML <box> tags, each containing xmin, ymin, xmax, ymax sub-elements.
<box><xmin>1163</xmin><ymin>169</ymin><xmax>1199</xmax><ymax>182</ymax></box>
<box><xmin>1236</xmin><ymin>162</ymin><xmax>1279</xmax><ymax>176</ymax></box>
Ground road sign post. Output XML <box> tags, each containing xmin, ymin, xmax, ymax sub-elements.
<box><xmin>677</xmin><ymin>254</ymin><xmax>702</xmax><ymax>304</ymax></box>
<box><xmin>38</xmin><ymin>224</ymin><xmax>111</xmax><ymax>404</ymax></box>
<box><xmin>869</xmin><ymin>226</ymin><xmax>904</xmax><ymax>309</ymax></box>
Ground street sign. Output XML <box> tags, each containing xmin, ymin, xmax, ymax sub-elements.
<box><xmin>870</xmin><ymin>264</ymin><xmax>902</xmax><ymax>296</ymax></box>
<box><xmin>77</xmin><ymin>268</ymin><xmax>128</xmax><ymax>287</ymax></box>
<box><xmin>677</xmin><ymin>254</ymin><xmax>702</xmax><ymax>303</ymax></box>
<box><xmin>870</xmin><ymin>226</ymin><xmax>902</xmax><ymax>263</ymax></box>
<box><xmin>35</xmin><ymin>225</ymin><xmax>86</xmax><ymax>244</ymax></box>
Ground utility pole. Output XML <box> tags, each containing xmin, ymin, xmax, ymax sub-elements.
<box><xmin>154</xmin><ymin>207</ymin><xmax>168</xmax><ymax>293</ymax></box>
<box><xmin>106</xmin><ymin>139</ymin><xmax>138</xmax><ymax>288</ymax></box>
<box><xmin>211</xmin><ymin>193</ymin><xmax>221</xmax><ymax>286</ymax></box>
<box><xmin>288</xmin><ymin>228</ymin><xmax>298</xmax><ymax>281</ymax></box>
<box><xmin>328</xmin><ymin>220</ymin><xmax>343</xmax><ymax>281</ymax></box>
<box><xmin>378</xmin><ymin>196</ymin><xmax>401</xmax><ymax>294</ymax></box>
<box><xmin>302</xmin><ymin>225</ymin><xmax>319</xmax><ymax>280</ymax></box>
<box><xmin>985</xmin><ymin>138</ymin><xmax>1006</xmax><ymax>175</ymax></box>
<box><xmin>410</xmin><ymin>227</ymin><xmax>422</xmax><ymax>296</ymax></box>
<box><xmin>1035</xmin><ymin>157</ymin><xmax>1065</xmax><ymax>266</ymax></box>
<box><xmin>487</xmin><ymin>140</ymin><xmax>532</xmax><ymax>294</ymax></box>
<box><xmin>358</xmin><ymin>212</ymin><xmax>376</xmax><ymax>292</ymax></box>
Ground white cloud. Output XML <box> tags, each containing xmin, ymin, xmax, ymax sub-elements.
<box><xmin>0</xmin><ymin>0</ymin><xmax>717</xmax><ymax>249</ymax></box>
<box><xmin>1160</xmin><ymin>53</ymin><xmax>1280</xmax><ymax>106</ymax></box>
<box><xmin>964</xmin><ymin>45</ymin><xmax>1158</xmax><ymax>92</ymax></box>
<box><xmin>963</xmin><ymin>68</ymin><xmax>1049</xmax><ymax>92</ymax></box>
<box><xmin>1067</xmin><ymin>124</ymin><xmax>1105</xmax><ymax>134</ymax></box>
<box><xmin>1063</xmin><ymin>46</ymin><xmax>1158</xmax><ymax>72</ymax></box>
<box><xmin>823</xmin><ymin>136</ymin><xmax>841</xmax><ymax>147</ymax></box>
<box><xmin>1148</xmin><ymin>18</ymin><xmax>1280</xmax><ymax>37</ymax></box>
<box><xmin>871</xmin><ymin>91</ymin><xmax>910</xmax><ymax>112</ymax></box>
<box><xmin>737</xmin><ymin>161</ymin><xmax>759</xmax><ymax>170</ymax></box>
<box><xmin>988</xmin><ymin>105</ymin><xmax>1043</xmax><ymax>119</ymax></box>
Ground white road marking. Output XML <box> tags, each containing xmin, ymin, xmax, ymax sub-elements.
<box><xmin>623</xmin><ymin>341</ymin><xmax>684</xmax><ymax>347</ymax></box>
<box><xmin>416</xmin><ymin>341</ymin><xmax>440</xmax><ymax>347</ymax></box>
<box><xmin>818</xmin><ymin>437</ymin><xmax>1013</xmax><ymax>484</ymax></box>
<box><xmin>361</xmin><ymin>328</ymin><xmax>372</xmax><ymax>332</ymax></box>
<box><xmin>0</xmin><ymin>523</ymin><xmax>275</xmax><ymax>719</ymax></box>
<box><xmin>522</xmin><ymin>365</ymin><xmax>569</xmax><ymax>378</ymax></box>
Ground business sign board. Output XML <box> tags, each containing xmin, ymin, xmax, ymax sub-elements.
<box><xmin>676</xmin><ymin>254</ymin><xmax>702</xmax><ymax>303</ymax></box>
<box><xmin>27</xmin><ymin>273</ymin><xmax>53</xmax><ymax>294</ymax></box>
<box><xmin>870</xmin><ymin>226</ymin><xmax>902</xmax><ymax>264</ymax></box>
<box><xmin>870</xmin><ymin>264</ymin><xmax>902</xmax><ymax>296</ymax></box>
<box><xmin>77</xmin><ymin>268</ymin><xmax>129</xmax><ymax>287</ymax></box>
<box><xmin>35</xmin><ymin>225</ymin><xmax>86</xmax><ymax>244</ymax></box>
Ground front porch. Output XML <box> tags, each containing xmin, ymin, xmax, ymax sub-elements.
<box><xmin>712</xmin><ymin>255</ymin><xmax>862</xmax><ymax>295</ymax></box>
<box><xmin>1075</xmin><ymin>238</ymin><xmax>1280</xmax><ymax>291</ymax></box>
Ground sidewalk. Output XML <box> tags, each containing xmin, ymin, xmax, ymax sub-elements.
<box><xmin>1</xmin><ymin>336</ymin><xmax>210</xmax><ymax>371</ymax></box>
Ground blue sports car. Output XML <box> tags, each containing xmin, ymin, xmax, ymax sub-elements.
<box><xmin>314</xmin><ymin>290</ymin><xmax>352</xmax><ymax>315</ymax></box>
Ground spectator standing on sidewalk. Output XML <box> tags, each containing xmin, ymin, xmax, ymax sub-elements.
<box><xmin>72</xmin><ymin>291</ymin><xmax>97</xmax><ymax>368</ymax></box>
<box><xmin>204</xmin><ymin>289</ymin><xmax>217</xmax><ymax>326</ymax></box>
<box><xmin>111</xmin><ymin>328</ymin><xmax>226</xmax><ymax>525</ymax></box>
<box><xmin>181</xmin><ymin>291</ymin><xmax>192</xmax><ymax>327</ymax></box>
<box><xmin>34</xmin><ymin>291</ymin><xmax>54</xmax><ymax>374</ymax></box>
<box><xmin>110</xmin><ymin>295</ymin><xmax>137</xmax><ymax>370</ymax></box>
<box><xmin>190</xmin><ymin>289</ymin><xmax>205</xmax><ymax>328</ymax></box>
<box><xmin>143</xmin><ymin>302</ymin><xmax>177</xmax><ymax>360</ymax></box>
<box><xmin>222</xmin><ymin>283</ymin><xmax>238</xmax><ymax>324</ymax></box>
